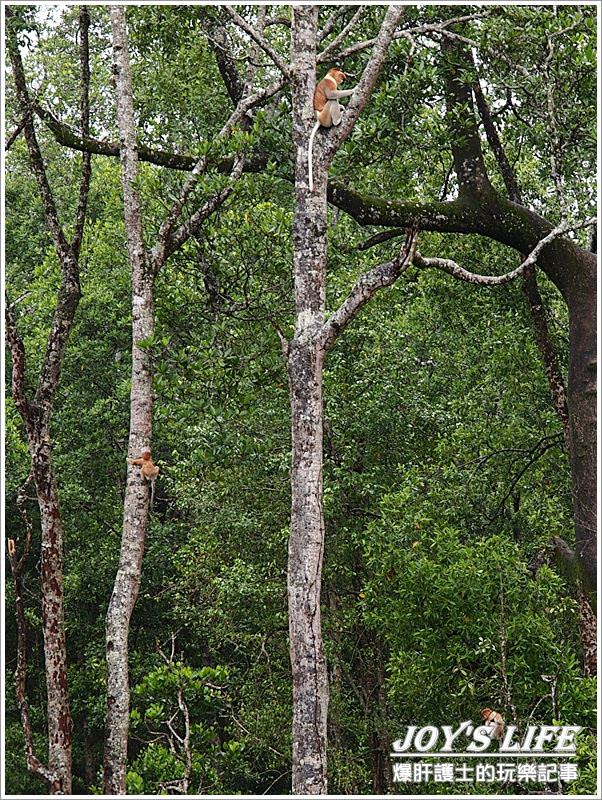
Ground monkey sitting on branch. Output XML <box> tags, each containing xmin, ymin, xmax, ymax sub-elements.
<box><xmin>308</xmin><ymin>67</ymin><xmax>356</xmax><ymax>192</ymax></box>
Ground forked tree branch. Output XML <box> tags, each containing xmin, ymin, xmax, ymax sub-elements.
<box><xmin>223</xmin><ymin>6</ymin><xmax>290</xmax><ymax>77</ymax></box>
<box><xmin>322</xmin><ymin>226</ymin><xmax>418</xmax><ymax>351</ymax></box>
<box><xmin>318</xmin><ymin>6</ymin><xmax>367</xmax><ymax>61</ymax></box>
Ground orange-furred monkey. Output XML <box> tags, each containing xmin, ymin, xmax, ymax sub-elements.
<box><xmin>308</xmin><ymin>67</ymin><xmax>355</xmax><ymax>192</ymax></box>
<box><xmin>481</xmin><ymin>707</ymin><xmax>505</xmax><ymax>740</ymax></box>
<box><xmin>130</xmin><ymin>451</ymin><xmax>159</xmax><ymax>506</ymax></box>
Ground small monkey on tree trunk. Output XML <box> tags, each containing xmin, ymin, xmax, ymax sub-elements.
<box><xmin>130</xmin><ymin>451</ymin><xmax>159</xmax><ymax>507</ymax></box>
<box><xmin>481</xmin><ymin>707</ymin><xmax>504</xmax><ymax>740</ymax></box>
<box><xmin>308</xmin><ymin>67</ymin><xmax>355</xmax><ymax>192</ymax></box>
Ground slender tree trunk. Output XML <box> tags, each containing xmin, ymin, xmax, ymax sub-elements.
<box><xmin>104</xmin><ymin>8</ymin><xmax>155</xmax><ymax>793</ymax></box>
<box><xmin>286</xmin><ymin>8</ymin><xmax>404</xmax><ymax>790</ymax></box>
<box><xmin>32</xmin><ymin>445</ymin><xmax>73</xmax><ymax>794</ymax></box>
<box><xmin>6</xmin><ymin>7</ymin><xmax>91</xmax><ymax>789</ymax></box>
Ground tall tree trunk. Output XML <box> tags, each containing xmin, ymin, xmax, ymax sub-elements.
<box><xmin>288</xmin><ymin>11</ymin><xmax>329</xmax><ymax>793</ymax></box>
<box><xmin>6</xmin><ymin>7</ymin><xmax>92</xmax><ymax>791</ymax></box>
<box><xmin>288</xmin><ymin>341</ymin><xmax>330</xmax><ymax>794</ymax></box>
<box><xmin>103</xmin><ymin>8</ymin><xmax>155</xmax><ymax>793</ymax></box>
<box><xmin>287</xmin><ymin>8</ymin><xmax>404</xmax><ymax>791</ymax></box>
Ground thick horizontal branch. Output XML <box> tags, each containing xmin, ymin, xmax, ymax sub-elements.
<box><xmin>328</xmin><ymin>181</ymin><xmax>479</xmax><ymax>233</ymax></box>
<box><xmin>35</xmin><ymin>103</ymin><xmax>197</xmax><ymax>169</ymax></box>
<box><xmin>33</xmin><ymin>102</ymin><xmax>273</xmax><ymax>174</ymax></box>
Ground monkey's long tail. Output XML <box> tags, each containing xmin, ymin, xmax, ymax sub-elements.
<box><xmin>307</xmin><ymin>121</ymin><xmax>320</xmax><ymax>193</ymax></box>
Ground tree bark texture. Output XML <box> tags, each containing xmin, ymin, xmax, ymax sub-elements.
<box><xmin>6</xmin><ymin>7</ymin><xmax>92</xmax><ymax>791</ymax></box>
<box><xmin>289</xmin><ymin>8</ymin><xmax>330</xmax><ymax>793</ymax></box>
<box><xmin>287</xmin><ymin>7</ymin><xmax>404</xmax><ymax>792</ymax></box>
<box><xmin>104</xmin><ymin>8</ymin><xmax>156</xmax><ymax>793</ymax></box>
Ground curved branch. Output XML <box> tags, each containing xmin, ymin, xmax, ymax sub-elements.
<box><xmin>414</xmin><ymin>216</ymin><xmax>596</xmax><ymax>286</ymax></box>
<box><xmin>4</xmin><ymin>297</ymin><xmax>33</xmax><ymax>435</ymax></box>
<box><xmin>318</xmin><ymin>6</ymin><xmax>367</xmax><ymax>61</ymax></box>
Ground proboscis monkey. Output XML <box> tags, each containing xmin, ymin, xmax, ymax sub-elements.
<box><xmin>308</xmin><ymin>67</ymin><xmax>355</xmax><ymax>192</ymax></box>
<box><xmin>130</xmin><ymin>450</ymin><xmax>159</xmax><ymax>507</ymax></box>
<box><xmin>481</xmin><ymin>707</ymin><xmax>505</xmax><ymax>740</ymax></box>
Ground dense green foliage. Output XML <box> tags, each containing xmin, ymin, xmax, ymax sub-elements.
<box><xmin>4</xmin><ymin>4</ymin><xmax>596</xmax><ymax>796</ymax></box>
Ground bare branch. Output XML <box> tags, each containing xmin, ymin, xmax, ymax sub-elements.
<box><xmin>318</xmin><ymin>6</ymin><xmax>367</xmax><ymax>61</ymax></box>
<box><xmin>7</xmin><ymin>22</ymin><xmax>73</xmax><ymax>264</ymax></box>
<box><xmin>331</xmin><ymin>14</ymin><xmax>485</xmax><ymax>61</ymax></box>
<box><xmin>264</xmin><ymin>15</ymin><xmax>291</xmax><ymax>29</ymax></box>
<box><xmin>223</xmin><ymin>6</ymin><xmax>290</xmax><ymax>77</ymax></box>
<box><xmin>415</xmin><ymin>216</ymin><xmax>596</xmax><ymax>286</ymax></box>
<box><xmin>472</xmin><ymin>76</ymin><xmax>521</xmax><ymax>203</ymax></box>
<box><xmin>318</xmin><ymin>6</ymin><xmax>349</xmax><ymax>43</ymax></box>
<box><xmin>7</xmin><ymin>471</ymin><xmax>55</xmax><ymax>788</ymax></box>
<box><xmin>522</xmin><ymin>264</ymin><xmax>570</xmax><ymax>439</ymax></box>
<box><xmin>4</xmin><ymin>297</ymin><xmax>32</xmax><ymax>433</ymax></box>
<box><xmin>153</xmin><ymin>73</ymin><xmax>281</xmax><ymax>265</ymax></box>
<box><xmin>357</xmin><ymin>228</ymin><xmax>405</xmax><ymax>251</ymax></box>
<box><xmin>493</xmin><ymin>433</ymin><xmax>563</xmax><ymax>517</ymax></box>
<box><xmin>321</xmin><ymin>227</ymin><xmax>418</xmax><ymax>351</ymax></box>
<box><xmin>162</xmin><ymin>155</ymin><xmax>246</xmax><ymax>261</ymax></box>
<box><xmin>5</xmin><ymin>115</ymin><xmax>27</xmax><ymax>151</ymax></box>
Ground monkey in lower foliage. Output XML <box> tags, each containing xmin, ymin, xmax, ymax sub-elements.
<box><xmin>481</xmin><ymin>707</ymin><xmax>505</xmax><ymax>740</ymax></box>
<box><xmin>308</xmin><ymin>67</ymin><xmax>356</xmax><ymax>192</ymax></box>
<box><xmin>130</xmin><ymin>450</ymin><xmax>159</xmax><ymax>507</ymax></box>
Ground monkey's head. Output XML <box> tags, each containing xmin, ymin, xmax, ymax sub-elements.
<box><xmin>328</xmin><ymin>67</ymin><xmax>348</xmax><ymax>85</ymax></box>
<box><xmin>141</xmin><ymin>451</ymin><xmax>152</xmax><ymax>461</ymax></box>
<box><xmin>481</xmin><ymin>708</ymin><xmax>493</xmax><ymax>721</ymax></box>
